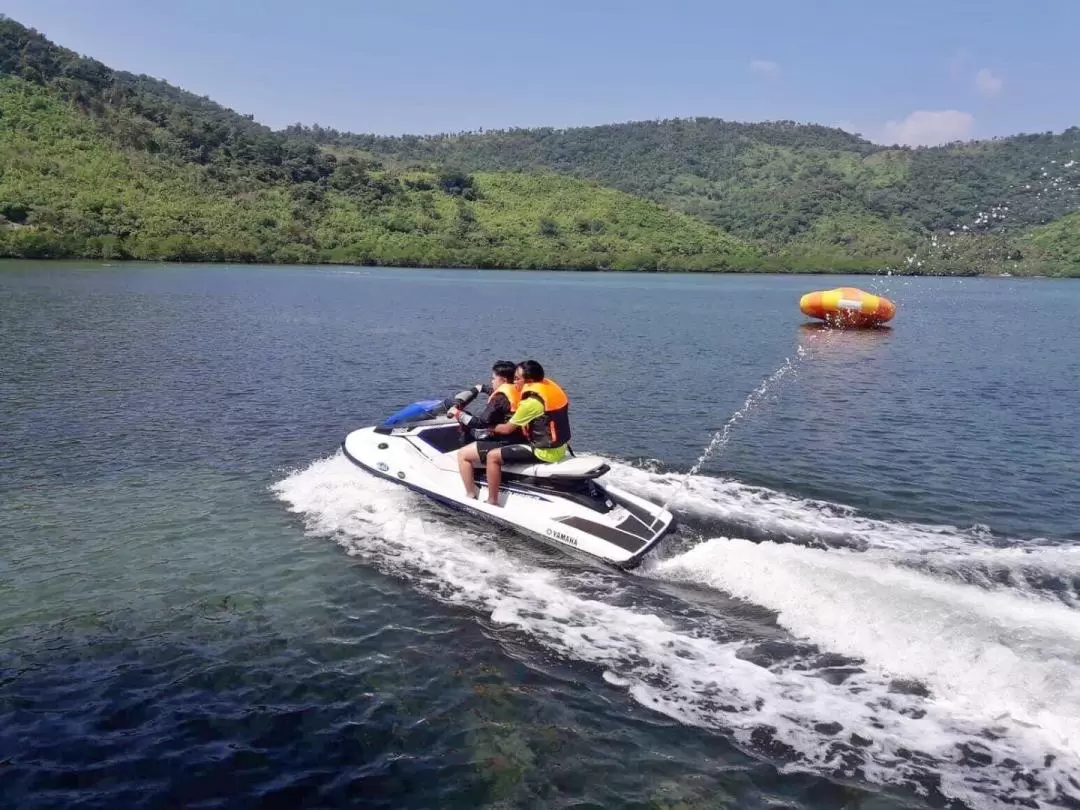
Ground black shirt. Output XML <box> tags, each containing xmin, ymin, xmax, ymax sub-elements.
<box><xmin>472</xmin><ymin>391</ymin><xmax>514</xmax><ymax>428</ymax></box>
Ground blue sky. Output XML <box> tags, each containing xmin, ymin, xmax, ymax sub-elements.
<box><xmin>2</xmin><ymin>0</ymin><xmax>1077</xmax><ymax>145</ymax></box>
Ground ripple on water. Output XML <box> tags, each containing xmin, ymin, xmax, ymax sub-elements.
<box><xmin>4</xmin><ymin>267</ymin><xmax>1080</xmax><ymax>810</ymax></box>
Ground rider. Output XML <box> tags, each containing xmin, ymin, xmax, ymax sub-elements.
<box><xmin>473</xmin><ymin>359</ymin><xmax>572</xmax><ymax>506</ymax></box>
<box><xmin>447</xmin><ymin>360</ymin><xmax>520</xmax><ymax>430</ymax></box>
<box><xmin>453</xmin><ymin>361</ymin><xmax>523</xmax><ymax>499</ymax></box>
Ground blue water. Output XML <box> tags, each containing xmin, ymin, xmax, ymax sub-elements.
<box><xmin>2</xmin><ymin>262</ymin><xmax>1078</xmax><ymax>809</ymax></box>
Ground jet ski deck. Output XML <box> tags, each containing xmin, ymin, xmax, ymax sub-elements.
<box><xmin>342</xmin><ymin>410</ymin><xmax>675</xmax><ymax>568</ymax></box>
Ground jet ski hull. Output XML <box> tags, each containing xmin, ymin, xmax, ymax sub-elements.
<box><xmin>341</xmin><ymin>421</ymin><xmax>675</xmax><ymax>568</ymax></box>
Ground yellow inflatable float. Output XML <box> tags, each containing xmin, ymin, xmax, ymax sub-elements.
<box><xmin>799</xmin><ymin>287</ymin><xmax>896</xmax><ymax>328</ymax></box>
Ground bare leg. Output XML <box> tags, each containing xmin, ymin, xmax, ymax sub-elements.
<box><xmin>486</xmin><ymin>447</ymin><xmax>504</xmax><ymax>506</ymax></box>
<box><xmin>456</xmin><ymin>443</ymin><xmax>480</xmax><ymax>499</ymax></box>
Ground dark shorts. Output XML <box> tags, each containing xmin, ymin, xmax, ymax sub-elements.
<box><xmin>477</xmin><ymin>441</ymin><xmax>539</xmax><ymax>465</ymax></box>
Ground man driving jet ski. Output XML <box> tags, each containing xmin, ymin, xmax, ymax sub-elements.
<box><xmin>457</xmin><ymin>359</ymin><xmax>572</xmax><ymax>505</ymax></box>
<box><xmin>448</xmin><ymin>360</ymin><xmax>524</xmax><ymax>499</ymax></box>
<box><xmin>446</xmin><ymin>360</ymin><xmax>520</xmax><ymax>433</ymax></box>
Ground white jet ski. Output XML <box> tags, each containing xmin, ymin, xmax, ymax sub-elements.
<box><xmin>341</xmin><ymin>392</ymin><xmax>676</xmax><ymax>568</ymax></box>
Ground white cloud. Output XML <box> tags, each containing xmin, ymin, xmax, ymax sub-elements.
<box><xmin>749</xmin><ymin>59</ymin><xmax>780</xmax><ymax>79</ymax></box>
<box><xmin>879</xmin><ymin>110</ymin><xmax>975</xmax><ymax>146</ymax></box>
<box><xmin>975</xmin><ymin>68</ymin><xmax>1003</xmax><ymax>98</ymax></box>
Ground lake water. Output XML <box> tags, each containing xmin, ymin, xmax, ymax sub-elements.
<box><xmin>2</xmin><ymin>262</ymin><xmax>1078</xmax><ymax>809</ymax></box>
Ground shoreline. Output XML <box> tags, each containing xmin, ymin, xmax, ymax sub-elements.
<box><xmin>1</xmin><ymin>256</ymin><xmax>1074</xmax><ymax>279</ymax></box>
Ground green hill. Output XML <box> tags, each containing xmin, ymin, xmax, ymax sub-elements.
<box><xmin>291</xmin><ymin>119</ymin><xmax>1080</xmax><ymax>274</ymax></box>
<box><xmin>1027</xmin><ymin>212</ymin><xmax>1080</xmax><ymax>270</ymax></box>
<box><xmin>2</xmin><ymin>14</ymin><xmax>1078</xmax><ymax>275</ymax></box>
<box><xmin>0</xmin><ymin>16</ymin><xmax>755</xmax><ymax>271</ymax></box>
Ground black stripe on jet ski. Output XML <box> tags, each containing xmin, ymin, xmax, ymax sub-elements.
<box><xmin>557</xmin><ymin>517</ymin><xmax>647</xmax><ymax>553</ymax></box>
<box><xmin>607</xmin><ymin>491</ymin><xmax>660</xmax><ymax>526</ymax></box>
<box><xmin>341</xmin><ymin>441</ymin><xmax>674</xmax><ymax>569</ymax></box>
<box><xmin>622</xmin><ymin>517</ymin><xmax>677</xmax><ymax>570</ymax></box>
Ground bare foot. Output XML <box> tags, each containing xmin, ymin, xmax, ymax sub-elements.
<box><xmin>486</xmin><ymin>496</ymin><xmax>500</xmax><ymax>507</ymax></box>
<box><xmin>465</xmin><ymin>486</ymin><xmax>479</xmax><ymax>499</ymax></box>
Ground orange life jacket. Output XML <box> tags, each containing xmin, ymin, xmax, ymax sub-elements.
<box><xmin>489</xmin><ymin>383</ymin><xmax>520</xmax><ymax>413</ymax></box>
<box><xmin>519</xmin><ymin>378</ymin><xmax>572</xmax><ymax>449</ymax></box>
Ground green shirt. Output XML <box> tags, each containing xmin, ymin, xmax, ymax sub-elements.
<box><xmin>509</xmin><ymin>398</ymin><xmax>567</xmax><ymax>463</ymax></box>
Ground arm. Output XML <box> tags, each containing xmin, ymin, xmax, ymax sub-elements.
<box><xmin>472</xmin><ymin>392</ymin><xmax>511</xmax><ymax>428</ymax></box>
<box><xmin>455</xmin><ymin>392</ymin><xmax>510</xmax><ymax>429</ymax></box>
<box><xmin>451</xmin><ymin>383</ymin><xmax>485</xmax><ymax>408</ymax></box>
<box><xmin>446</xmin><ymin>383</ymin><xmax>486</xmax><ymax>420</ymax></box>
<box><xmin>488</xmin><ymin>398</ymin><xmax>542</xmax><ymax>436</ymax></box>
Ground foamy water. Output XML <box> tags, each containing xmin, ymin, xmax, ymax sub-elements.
<box><xmin>607</xmin><ymin>461</ymin><xmax>1000</xmax><ymax>552</ymax></box>
<box><xmin>606</xmin><ymin>461</ymin><xmax>1080</xmax><ymax>607</ymax></box>
<box><xmin>273</xmin><ymin>453</ymin><xmax>1080</xmax><ymax>809</ymax></box>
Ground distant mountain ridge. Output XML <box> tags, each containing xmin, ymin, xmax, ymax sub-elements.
<box><xmin>287</xmin><ymin>120</ymin><xmax>1080</xmax><ymax>269</ymax></box>
<box><xmin>0</xmin><ymin>15</ymin><xmax>756</xmax><ymax>271</ymax></box>
<box><xmin>1</xmin><ymin>14</ymin><xmax>1077</xmax><ymax>274</ymax></box>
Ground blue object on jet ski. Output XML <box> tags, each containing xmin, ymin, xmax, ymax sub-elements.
<box><xmin>381</xmin><ymin>399</ymin><xmax>446</xmax><ymax>428</ymax></box>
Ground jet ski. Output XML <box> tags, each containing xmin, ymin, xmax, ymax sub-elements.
<box><xmin>341</xmin><ymin>390</ymin><xmax>676</xmax><ymax>568</ymax></box>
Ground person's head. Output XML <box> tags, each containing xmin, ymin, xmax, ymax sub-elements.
<box><xmin>491</xmin><ymin>360</ymin><xmax>515</xmax><ymax>387</ymax></box>
<box><xmin>514</xmin><ymin>360</ymin><xmax>545</xmax><ymax>389</ymax></box>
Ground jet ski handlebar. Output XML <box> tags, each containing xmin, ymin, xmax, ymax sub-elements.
<box><xmin>449</xmin><ymin>385</ymin><xmax>483</xmax><ymax>409</ymax></box>
<box><xmin>380</xmin><ymin>385</ymin><xmax>484</xmax><ymax>429</ymax></box>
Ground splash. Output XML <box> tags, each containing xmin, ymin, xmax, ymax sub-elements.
<box><xmin>607</xmin><ymin>458</ymin><xmax>1079</xmax><ymax>607</ymax></box>
<box><xmin>273</xmin><ymin>454</ymin><xmax>1080</xmax><ymax>809</ymax></box>
<box><xmin>656</xmin><ymin>349</ymin><xmax>806</xmax><ymax>518</ymax></box>
<box><xmin>650</xmin><ymin>536</ymin><xmax>1080</xmax><ymax>802</ymax></box>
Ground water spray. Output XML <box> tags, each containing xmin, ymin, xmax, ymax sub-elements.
<box><xmin>651</xmin><ymin>347</ymin><xmax>806</xmax><ymax>524</ymax></box>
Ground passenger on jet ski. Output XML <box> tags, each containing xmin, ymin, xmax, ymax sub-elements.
<box><xmin>461</xmin><ymin>359</ymin><xmax>573</xmax><ymax>505</ymax></box>
<box><xmin>446</xmin><ymin>360</ymin><xmax>520</xmax><ymax>431</ymax></box>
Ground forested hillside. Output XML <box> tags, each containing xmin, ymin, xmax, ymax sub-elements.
<box><xmin>289</xmin><ymin>121</ymin><xmax>1080</xmax><ymax>272</ymax></box>
<box><xmin>2</xmin><ymin>14</ymin><xmax>1077</xmax><ymax>275</ymax></box>
<box><xmin>0</xmin><ymin>16</ymin><xmax>755</xmax><ymax>270</ymax></box>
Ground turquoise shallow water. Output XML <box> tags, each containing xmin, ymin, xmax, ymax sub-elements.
<box><xmin>2</xmin><ymin>262</ymin><xmax>1078</xmax><ymax>809</ymax></box>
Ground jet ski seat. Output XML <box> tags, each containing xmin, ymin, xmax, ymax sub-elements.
<box><xmin>502</xmin><ymin>455</ymin><xmax>610</xmax><ymax>481</ymax></box>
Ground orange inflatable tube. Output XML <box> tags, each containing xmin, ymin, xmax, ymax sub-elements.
<box><xmin>799</xmin><ymin>287</ymin><xmax>896</xmax><ymax>327</ymax></box>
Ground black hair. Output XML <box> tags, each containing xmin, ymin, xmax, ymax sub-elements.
<box><xmin>517</xmin><ymin>359</ymin><xmax>545</xmax><ymax>382</ymax></box>
<box><xmin>491</xmin><ymin>360</ymin><xmax>515</xmax><ymax>384</ymax></box>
